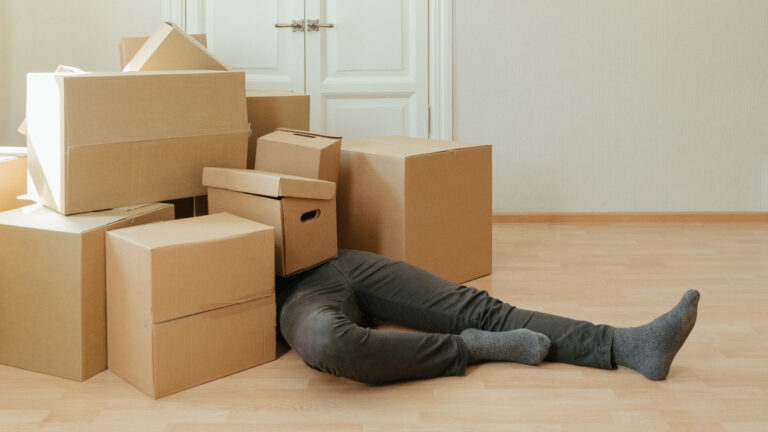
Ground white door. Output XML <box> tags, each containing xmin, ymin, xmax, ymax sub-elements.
<box><xmin>305</xmin><ymin>0</ymin><xmax>428</xmax><ymax>138</ymax></box>
<box><xmin>177</xmin><ymin>0</ymin><xmax>429</xmax><ymax>138</ymax></box>
<box><xmin>201</xmin><ymin>0</ymin><xmax>305</xmax><ymax>92</ymax></box>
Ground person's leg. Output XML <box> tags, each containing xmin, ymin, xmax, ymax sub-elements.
<box><xmin>278</xmin><ymin>262</ymin><xmax>469</xmax><ymax>384</ymax></box>
<box><xmin>332</xmin><ymin>249</ymin><xmax>614</xmax><ymax>369</ymax></box>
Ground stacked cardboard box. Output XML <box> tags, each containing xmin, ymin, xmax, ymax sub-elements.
<box><xmin>25</xmin><ymin>69</ymin><xmax>248</xmax><ymax>215</ymax></box>
<box><xmin>204</xmin><ymin>167</ymin><xmax>337</xmax><ymax>277</ymax></box>
<box><xmin>0</xmin><ymin>203</ymin><xmax>174</xmax><ymax>380</ymax></box>
<box><xmin>106</xmin><ymin>213</ymin><xmax>275</xmax><ymax>398</ymax></box>
<box><xmin>2</xmin><ymin>20</ymin><xmax>494</xmax><ymax>399</ymax></box>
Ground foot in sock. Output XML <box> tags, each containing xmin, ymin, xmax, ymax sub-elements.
<box><xmin>612</xmin><ymin>289</ymin><xmax>700</xmax><ymax>380</ymax></box>
<box><xmin>460</xmin><ymin>328</ymin><xmax>551</xmax><ymax>365</ymax></box>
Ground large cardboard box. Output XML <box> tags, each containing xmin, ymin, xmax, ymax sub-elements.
<box><xmin>0</xmin><ymin>148</ymin><xmax>34</xmax><ymax>212</ymax></box>
<box><xmin>120</xmin><ymin>33</ymin><xmax>208</xmax><ymax>69</ymax></box>
<box><xmin>338</xmin><ymin>136</ymin><xmax>492</xmax><ymax>284</ymax></box>
<box><xmin>106</xmin><ymin>213</ymin><xmax>275</xmax><ymax>399</ymax></box>
<box><xmin>246</xmin><ymin>91</ymin><xmax>310</xmax><ymax>169</ymax></box>
<box><xmin>203</xmin><ymin>167</ymin><xmax>337</xmax><ymax>277</ymax></box>
<box><xmin>0</xmin><ymin>203</ymin><xmax>174</xmax><ymax>381</ymax></box>
<box><xmin>123</xmin><ymin>22</ymin><xmax>226</xmax><ymax>71</ymax></box>
<box><xmin>254</xmin><ymin>129</ymin><xmax>341</xmax><ymax>183</ymax></box>
<box><xmin>26</xmin><ymin>70</ymin><xmax>248</xmax><ymax>215</ymax></box>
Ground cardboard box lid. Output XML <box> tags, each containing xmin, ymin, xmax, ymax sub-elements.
<box><xmin>341</xmin><ymin>137</ymin><xmax>490</xmax><ymax>159</ymax></box>
<box><xmin>123</xmin><ymin>22</ymin><xmax>228</xmax><ymax>72</ymax></box>
<box><xmin>202</xmin><ymin>168</ymin><xmax>335</xmax><ymax>200</ymax></box>
<box><xmin>0</xmin><ymin>203</ymin><xmax>172</xmax><ymax>234</ymax></box>
<box><xmin>260</xmin><ymin>129</ymin><xmax>341</xmax><ymax>151</ymax></box>
<box><xmin>107</xmin><ymin>211</ymin><xmax>272</xmax><ymax>251</ymax></box>
<box><xmin>245</xmin><ymin>90</ymin><xmax>308</xmax><ymax>99</ymax></box>
<box><xmin>28</xmin><ymin>70</ymin><xmax>248</xmax><ymax>148</ymax></box>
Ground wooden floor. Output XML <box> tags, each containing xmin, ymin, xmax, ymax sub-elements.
<box><xmin>2</xmin><ymin>222</ymin><xmax>767</xmax><ymax>431</ymax></box>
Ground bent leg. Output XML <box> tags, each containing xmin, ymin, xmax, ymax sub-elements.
<box><xmin>333</xmin><ymin>249</ymin><xmax>613</xmax><ymax>369</ymax></box>
<box><xmin>278</xmin><ymin>260</ymin><xmax>469</xmax><ymax>384</ymax></box>
<box><xmin>279</xmin><ymin>292</ymin><xmax>469</xmax><ymax>384</ymax></box>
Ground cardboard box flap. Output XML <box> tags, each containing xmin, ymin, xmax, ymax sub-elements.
<box><xmin>29</xmin><ymin>70</ymin><xmax>248</xmax><ymax>148</ymax></box>
<box><xmin>0</xmin><ymin>203</ymin><xmax>172</xmax><ymax>234</ymax></box>
<box><xmin>342</xmin><ymin>137</ymin><xmax>490</xmax><ymax>159</ymax></box>
<box><xmin>203</xmin><ymin>168</ymin><xmax>335</xmax><ymax>200</ymax></box>
<box><xmin>120</xmin><ymin>34</ymin><xmax>207</xmax><ymax>70</ymax></box>
<box><xmin>124</xmin><ymin>22</ymin><xmax>228</xmax><ymax>72</ymax></box>
<box><xmin>18</xmin><ymin>66</ymin><xmax>84</xmax><ymax>137</ymax></box>
<box><xmin>107</xmin><ymin>212</ymin><xmax>272</xmax><ymax>251</ymax></box>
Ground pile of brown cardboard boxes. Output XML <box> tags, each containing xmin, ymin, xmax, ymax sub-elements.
<box><xmin>0</xmin><ymin>22</ymin><xmax>491</xmax><ymax>398</ymax></box>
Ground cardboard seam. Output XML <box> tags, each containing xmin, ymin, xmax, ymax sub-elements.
<box><xmin>152</xmin><ymin>294</ymin><xmax>273</xmax><ymax>326</ymax></box>
<box><xmin>82</xmin><ymin>204</ymin><xmax>172</xmax><ymax>234</ymax></box>
<box><xmin>65</xmin><ymin>129</ymin><xmax>249</xmax><ymax>150</ymax></box>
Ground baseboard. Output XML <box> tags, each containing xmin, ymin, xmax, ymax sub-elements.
<box><xmin>492</xmin><ymin>212</ymin><xmax>768</xmax><ymax>224</ymax></box>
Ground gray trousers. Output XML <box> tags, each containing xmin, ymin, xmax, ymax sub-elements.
<box><xmin>277</xmin><ymin>249</ymin><xmax>615</xmax><ymax>384</ymax></box>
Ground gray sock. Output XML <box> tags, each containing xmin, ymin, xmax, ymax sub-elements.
<box><xmin>459</xmin><ymin>328</ymin><xmax>551</xmax><ymax>365</ymax></box>
<box><xmin>613</xmin><ymin>289</ymin><xmax>700</xmax><ymax>380</ymax></box>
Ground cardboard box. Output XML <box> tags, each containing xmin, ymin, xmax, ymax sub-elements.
<box><xmin>246</xmin><ymin>91</ymin><xmax>310</xmax><ymax>169</ymax></box>
<box><xmin>254</xmin><ymin>129</ymin><xmax>341</xmax><ymax>183</ymax></box>
<box><xmin>120</xmin><ymin>33</ymin><xmax>208</xmax><ymax>69</ymax></box>
<box><xmin>106</xmin><ymin>213</ymin><xmax>275</xmax><ymax>398</ymax></box>
<box><xmin>26</xmin><ymin>70</ymin><xmax>248</xmax><ymax>215</ymax></box>
<box><xmin>337</xmin><ymin>136</ymin><xmax>492</xmax><ymax>284</ymax></box>
<box><xmin>203</xmin><ymin>168</ymin><xmax>337</xmax><ymax>277</ymax></box>
<box><xmin>123</xmin><ymin>22</ymin><xmax>226</xmax><ymax>72</ymax></box>
<box><xmin>0</xmin><ymin>203</ymin><xmax>174</xmax><ymax>381</ymax></box>
<box><xmin>0</xmin><ymin>148</ymin><xmax>34</xmax><ymax>212</ymax></box>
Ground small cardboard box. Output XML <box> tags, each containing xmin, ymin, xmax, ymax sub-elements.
<box><xmin>246</xmin><ymin>91</ymin><xmax>310</xmax><ymax>169</ymax></box>
<box><xmin>203</xmin><ymin>168</ymin><xmax>337</xmax><ymax>277</ymax></box>
<box><xmin>123</xmin><ymin>22</ymin><xmax>226</xmax><ymax>71</ymax></box>
<box><xmin>254</xmin><ymin>129</ymin><xmax>341</xmax><ymax>183</ymax></box>
<box><xmin>26</xmin><ymin>70</ymin><xmax>248</xmax><ymax>215</ymax></box>
<box><xmin>0</xmin><ymin>148</ymin><xmax>34</xmax><ymax>212</ymax></box>
<box><xmin>338</xmin><ymin>136</ymin><xmax>492</xmax><ymax>284</ymax></box>
<box><xmin>0</xmin><ymin>203</ymin><xmax>174</xmax><ymax>381</ymax></box>
<box><xmin>106</xmin><ymin>213</ymin><xmax>276</xmax><ymax>399</ymax></box>
<box><xmin>120</xmin><ymin>33</ymin><xmax>208</xmax><ymax>69</ymax></box>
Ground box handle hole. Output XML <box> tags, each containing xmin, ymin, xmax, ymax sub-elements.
<box><xmin>301</xmin><ymin>209</ymin><xmax>321</xmax><ymax>222</ymax></box>
<box><xmin>292</xmin><ymin>132</ymin><xmax>316</xmax><ymax>138</ymax></box>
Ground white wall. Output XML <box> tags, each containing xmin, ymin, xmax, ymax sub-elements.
<box><xmin>1</xmin><ymin>0</ymin><xmax>161</xmax><ymax>148</ymax></box>
<box><xmin>454</xmin><ymin>1</ymin><xmax>768</xmax><ymax>212</ymax></box>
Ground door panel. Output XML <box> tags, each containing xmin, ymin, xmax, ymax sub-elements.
<box><xmin>205</xmin><ymin>0</ymin><xmax>304</xmax><ymax>91</ymax></box>
<box><xmin>306</xmin><ymin>0</ymin><xmax>428</xmax><ymax>138</ymax></box>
